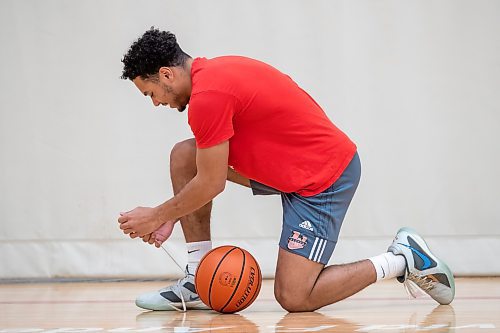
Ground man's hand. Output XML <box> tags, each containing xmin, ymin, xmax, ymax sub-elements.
<box><xmin>140</xmin><ymin>233</ymin><xmax>155</xmax><ymax>245</ymax></box>
<box><xmin>140</xmin><ymin>220</ymin><xmax>176</xmax><ymax>247</ymax></box>
<box><xmin>151</xmin><ymin>219</ymin><xmax>176</xmax><ymax>247</ymax></box>
<box><xmin>118</xmin><ymin>141</ymin><xmax>229</xmax><ymax>241</ymax></box>
<box><xmin>117</xmin><ymin>206</ymin><xmax>165</xmax><ymax>238</ymax></box>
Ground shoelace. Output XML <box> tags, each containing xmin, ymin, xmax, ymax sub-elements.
<box><xmin>163</xmin><ymin>276</ymin><xmax>189</xmax><ymax>312</ymax></box>
<box><xmin>404</xmin><ymin>272</ymin><xmax>435</xmax><ymax>299</ymax></box>
<box><xmin>159</xmin><ymin>245</ymin><xmax>188</xmax><ymax>312</ymax></box>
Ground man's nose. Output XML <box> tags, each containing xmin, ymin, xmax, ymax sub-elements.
<box><xmin>151</xmin><ymin>97</ymin><xmax>160</xmax><ymax>106</ymax></box>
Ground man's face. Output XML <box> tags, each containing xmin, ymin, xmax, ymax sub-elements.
<box><xmin>133</xmin><ymin>67</ymin><xmax>190</xmax><ymax>112</ymax></box>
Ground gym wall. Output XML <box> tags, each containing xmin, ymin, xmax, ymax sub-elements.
<box><xmin>1</xmin><ymin>0</ymin><xmax>499</xmax><ymax>279</ymax></box>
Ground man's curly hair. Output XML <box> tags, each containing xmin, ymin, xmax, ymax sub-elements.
<box><xmin>121</xmin><ymin>28</ymin><xmax>191</xmax><ymax>81</ymax></box>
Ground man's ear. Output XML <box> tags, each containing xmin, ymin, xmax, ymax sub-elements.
<box><xmin>159</xmin><ymin>67</ymin><xmax>174</xmax><ymax>81</ymax></box>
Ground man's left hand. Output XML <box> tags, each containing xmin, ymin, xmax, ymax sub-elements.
<box><xmin>118</xmin><ymin>206</ymin><xmax>164</xmax><ymax>238</ymax></box>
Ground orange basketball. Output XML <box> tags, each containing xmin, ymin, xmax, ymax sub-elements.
<box><xmin>195</xmin><ymin>245</ymin><xmax>262</xmax><ymax>313</ymax></box>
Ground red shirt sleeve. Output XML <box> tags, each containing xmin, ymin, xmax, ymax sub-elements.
<box><xmin>188</xmin><ymin>91</ymin><xmax>239</xmax><ymax>149</ymax></box>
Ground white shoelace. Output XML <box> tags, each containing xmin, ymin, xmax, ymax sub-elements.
<box><xmin>159</xmin><ymin>246</ymin><xmax>196</xmax><ymax>312</ymax></box>
<box><xmin>404</xmin><ymin>272</ymin><xmax>435</xmax><ymax>299</ymax></box>
<box><xmin>164</xmin><ymin>277</ymin><xmax>188</xmax><ymax>312</ymax></box>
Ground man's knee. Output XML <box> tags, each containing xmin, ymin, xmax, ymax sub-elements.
<box><xmin>274</xmin><ymin>281</ymin><xmax>311</xmax><ymax>312</ymax></box>
<box><xmin>170</xmin><ymin>139</ymin><xmax>196</xmax><ymax>171</ymax></box>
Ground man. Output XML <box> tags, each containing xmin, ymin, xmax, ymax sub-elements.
<box><xmin>118</xmin><ymin>28</ymin><xmax>455</xmax><ymax>312</ymax></box>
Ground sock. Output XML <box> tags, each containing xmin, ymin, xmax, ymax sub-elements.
<box><xmin>368</xmin><ymin>252</ymin><xmax>407</xmax><ymax>281</ymax></box>
<box><xmin>187</xmin><ymin>240</ymin><xmax>212</xmax><ymax>274</ymax></box>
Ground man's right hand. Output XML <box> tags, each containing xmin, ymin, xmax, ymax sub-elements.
<box><xmin>141</xmin><ymin>219</ymin><xmax>177</xmax><ymax>248</ymax></box>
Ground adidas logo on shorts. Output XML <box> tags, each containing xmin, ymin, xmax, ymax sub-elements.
<box><xmin>299</xmin><ymin>220</ymin><xmax>313</xmax><ymax>231</ymax></box>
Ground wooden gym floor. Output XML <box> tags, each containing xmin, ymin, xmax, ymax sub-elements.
<box><xmin>1</xmin><ymin>277</ymin><xmax>499</xmax><ymax>332</ymax></box>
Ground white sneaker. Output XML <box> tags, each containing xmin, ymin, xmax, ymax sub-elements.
<box><xmin>388</xmin><ymin>227</ymin><xmax>455</xmax><ymax>305</ymax></box>
<box><xmin>135</xmin><ymin>266</ymin><xmax>210</xmax><ymax>311</ymax></box>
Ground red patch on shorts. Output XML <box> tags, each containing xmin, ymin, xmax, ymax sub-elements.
<box><xmin>287</xmin><ymin>231</ymin><xmax>308</xmax><ymax>250</ymax></box>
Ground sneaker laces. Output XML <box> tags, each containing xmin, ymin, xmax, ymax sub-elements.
<box><xmin>168</xmin><ymin>277</ymin><xmax>187</xmax><ymax>312</ymax></box>
<box><xmin>159</xmin><ymin>272</ymin><xmax>192</xmax><ymax>312</ymax></box>
<box><xmin>159</xmin><ymin>245</ymin><xmax>188</xmax><ymax>312</ymax></box>
<box><xmin>404</xmin><ymin>271</ymin><xmax>435</xmax><ymax>299</ymax></box>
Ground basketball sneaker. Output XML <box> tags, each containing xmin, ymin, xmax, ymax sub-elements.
<box><xmin>135</xmin><ymin>266</ymin><xmax>210</xmax><ymax>311</ymax></box>
<box><xmin>387</xmin><ymin>227</ymin><xmax>455</xmax><ymax>305</ymax></box>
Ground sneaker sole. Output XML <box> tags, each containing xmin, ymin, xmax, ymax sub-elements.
<box><xmin>136</xmin><ymin>299</ymin><xmax>210</xmax><ymax>311</ymax></box>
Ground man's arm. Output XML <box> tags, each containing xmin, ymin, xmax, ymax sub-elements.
<box><xmin>118</xmin><ymin>141</ymin><xmax>229</xmax><ymax>237</ymax></box>
<box><xmin>158</xmin><ymin>140</ymin><xmax>229</xmax><ymax>221</ymax></box>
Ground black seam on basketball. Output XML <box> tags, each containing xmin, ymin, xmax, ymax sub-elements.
<box><xmin>238</xmin><ymin>258</ymin><xmax>261</xmax><ymax>311</ymax></box>
<box><xmin>220</xmin><ymin>247</ymin><xmax>246</xmax><ymax>313</ymax></box>
<box><xmin>208</xmin><ymin>246</ymin><xmax>238</xmax><ymax>309</ymax></box>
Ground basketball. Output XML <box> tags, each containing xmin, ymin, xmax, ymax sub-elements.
<box><xmin>195</xmin><ymin>245</ymin><xmax>262</xmax><ymax>313</ymax></box>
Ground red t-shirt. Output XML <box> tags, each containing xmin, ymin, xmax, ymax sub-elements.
<box><xmin>188</xmin><ymin>56</ymin><xmax>356</xmax><ymax>197</ymax></box>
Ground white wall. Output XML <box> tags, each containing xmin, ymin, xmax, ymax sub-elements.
<box><xmin>1</xmin><ymin>0</ymin><xmax>499</xmax><ymax>279</ymax></box>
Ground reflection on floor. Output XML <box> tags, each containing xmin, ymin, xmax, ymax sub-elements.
<box><xmin>1</xmin><ymin>278</ymin><xmax>499</xmax><ymax>332</ymax></box>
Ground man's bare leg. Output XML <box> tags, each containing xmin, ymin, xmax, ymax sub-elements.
<box><xmin>274</xmin><ymin>249</ymin><xmax>377</xmax><ymax>312</ymax></box>
<box><xmin>169</xmin><ymin>139</ymin><xmax>212</xmax><ymax>242</ymax></box>
<box><xmin>227</xmin><ymin>167</ymin><xmax>251</xmax><ymax>187</ymax></box>
<box><xmin>169</xmin><ymin>139</ymin><xmax>250</xmax><ymax>242</ymax></box>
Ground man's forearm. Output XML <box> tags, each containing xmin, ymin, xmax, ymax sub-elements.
<box><xmin>156</xmin><ymin>174</ymin><xmax>225</xmax><ymax>223</ymax></box>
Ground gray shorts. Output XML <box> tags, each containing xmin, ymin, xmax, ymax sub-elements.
<box><xmin>250</xmin><ymin>152</ymin><xmax>361</xmax><ymax>265</ymax></box>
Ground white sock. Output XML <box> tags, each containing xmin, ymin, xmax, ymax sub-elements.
<box><xmin>187</xmin><ymin>240</ymin><xmax>212</xmax><ymax>274</ymax></box>
<box><xmin>368</xmin><ymin>252</ymin><xmax>407</xmax><ymax>281</ymax></box>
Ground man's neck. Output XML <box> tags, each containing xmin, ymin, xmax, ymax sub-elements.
<box><xmin>184</xmin><ymin>58</ymin><xmax>194</xmax><ymax>77</ymax></box>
